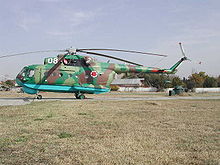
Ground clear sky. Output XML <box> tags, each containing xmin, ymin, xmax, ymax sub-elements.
<box><xmin>0</xmin><ymin>0</ymin><xmax>220</xmax><ymax>80</ymax></box>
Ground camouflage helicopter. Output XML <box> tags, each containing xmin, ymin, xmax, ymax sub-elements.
<box><xmin>0</xmin><ymin>43</ymin><xmax>188</xmax><ymax>99</ymax></box>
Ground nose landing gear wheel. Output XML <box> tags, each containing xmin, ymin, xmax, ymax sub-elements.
<box><xmin>75</xmin><ymin>93</ymin><xmax>86</xmax><ymax>99</ymax></box>
<box><xmin>36</xmin><ymin>95</ymin><xmax>42</xmax><ymax>100</ymax></box>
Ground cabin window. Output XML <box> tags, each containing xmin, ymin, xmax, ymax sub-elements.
<box><xmin>63</xmin><ymin>59</ymin><xmax>87</xmax><ymax>67</ymax></box>
<box><xmin>52</xmin><ymin>72</ymin><xmax>57</xmax><ymax>76</ymax></box>
<box><xmin>59</xmin><ymin>73</ymin><xmax>63</xmax><ymax>77</ymax></box>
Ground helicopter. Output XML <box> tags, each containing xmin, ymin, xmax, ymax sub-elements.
<box><xmin>0</xmin><ymin>43</ymin><xmax>188</xmax><ymax>99</ymax></box>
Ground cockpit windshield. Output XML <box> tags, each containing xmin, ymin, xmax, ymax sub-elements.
<box><xmin>18</xmin><ymin>68</ymin><xmax>27</xmax><ymax>77</ymax></box>
<box><xmin>18</xmin><ymin>67</ymin><xmax>35</xmax><ymax>78</ymax></box>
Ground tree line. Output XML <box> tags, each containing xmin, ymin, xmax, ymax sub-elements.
<box><xmin>0</xmin><ymin>79</ymin><xmax>15</xmax><ymax>88</ymax></box>
<box><xmin>123</xmin><ymin>72</ymin><xmax>220</xmax><ymax>90</ymax></box>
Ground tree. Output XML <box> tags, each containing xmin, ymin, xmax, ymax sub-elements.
<box><xmin>121</xmin><ymin>73</ymin><xmax>138</xmax><ymax>79</ymax></box>
<box><xmin>139</xmin><ymin>74</ymin><xmax>173</xmax><ymax>90</ymax></box>
<box><xmin>188</xmin><ymin>72</ymin><xmax>208</xmax><ymax>88</ymax></box>
<box><xmin>217</xmin><ymin>76</ymin><xmax>220</xmax><ymax>87</ymax></box>
<box><xmin>185</xmin><ymin>79</ymin><xmax>196</xmax><ymax>89</ymax></box>
<box><xmin>1</xmin><ymin>80</ymin><xmax>15</xmax><ymax>88</ymax></box>
<box><xmin>203</xmin><ymin>77</ymin><xmax>217</xmax><ymax>87</ymax></box>
<box><xmin>171</xmin><ymin>77</ymin><xmax>184</xmax><ymax>87</ymax></box>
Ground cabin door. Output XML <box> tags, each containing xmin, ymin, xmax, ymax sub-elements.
<box><xmin>35</xmin><ymin>68</ymin><xmax>42</xmax><ymax>84</ymax></box>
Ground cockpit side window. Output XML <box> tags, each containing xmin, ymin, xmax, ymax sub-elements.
<box><xmin>22</xmin><ymin>72</ymin><xmax>26</xmax><ymax>77</ymax></box>
<box><xmin>28</xmin><ymin>70</ymin><xmax>35</xmax><ymax>77</ymax></box>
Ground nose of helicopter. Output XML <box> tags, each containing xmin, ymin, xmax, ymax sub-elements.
<box><xmin>16</xmin><ymin>75</ymin><xmax>23</xmax><ymax>87</ymax></box>
<box><xmin>16</xmin><ymin>73</ymin><xmax>23</xmax><ymax>80</ymax></box>
<box><xmin>16</xmin><ymin>67</ymin><xmax>28</xmax><ymax>86</ymax></box>
<box><xmin>16</xmin><ymin>71</ymin><xmax>26</xmax><ymax>86</ymax></box>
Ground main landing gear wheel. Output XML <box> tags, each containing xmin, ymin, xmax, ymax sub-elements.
<box><xmin>75</xmin><ymin>93</ymin><xmax>86</xmax><ymax>99</ymax></box>
<box><xmin>36</xmin><ymin>95</ymin><xmax>42</xmax><ymax>100</ymax></box>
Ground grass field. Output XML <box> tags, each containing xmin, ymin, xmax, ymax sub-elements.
<box><xmin>0</xmin><ymin>97</ymin><xmax>219</xmax><ymax>164</ymax></box>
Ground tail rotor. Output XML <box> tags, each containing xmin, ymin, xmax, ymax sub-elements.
<box><xmin>179</xmin><ymin>42</ymin><xmax>190</xmax><ymax>61</ymax></box>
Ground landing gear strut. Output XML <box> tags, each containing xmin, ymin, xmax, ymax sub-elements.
<box><xmin>75</xmin><ymin>93</ymin><xmax>86</xmax><ymax>99</ymax></box>
<box><xmin>36</xmin><ymin>95</ymin><xmax>42</xmax><ymax>100</ymax></box>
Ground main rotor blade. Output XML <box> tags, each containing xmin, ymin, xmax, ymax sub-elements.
<box><xmin>0</xmin><ymin>50</ymin><xmax>65</xmax><ymax>59</ymax></box>
<box><xmin>41</xmin><ymin>53</ymin><xmax>68</xmax><ymax>82</ymax></box>
<box><xmin>78</xmin><ymin>48</ymin><xmax>168</xmax><ymax>57</ymax></box>
<box><xmin>78</xmin><ymin>50</ymin><xmax>143</xmax><ymax>66</ymax></box>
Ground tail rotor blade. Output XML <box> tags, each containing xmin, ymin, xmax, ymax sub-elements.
<box><xmin>179</xmin><ymin>42</ymin><xmax>192</xmax><ymax>61</ymax></box>
<box><xmin>179</xmin><ymin>42</ymin><xmax>186</xmax><ymax>57</ymax></box>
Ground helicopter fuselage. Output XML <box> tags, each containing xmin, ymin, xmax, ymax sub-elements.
<box><xmin>16</xmin><ymin>54</ymin><xmax>185</xmax><ymax>96</ymax></box>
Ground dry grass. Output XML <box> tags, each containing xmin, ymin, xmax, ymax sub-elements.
<box><xmin>0</xmin><ymin>98</ymin><xmax>219</xmax><ymax>165</ymax></box>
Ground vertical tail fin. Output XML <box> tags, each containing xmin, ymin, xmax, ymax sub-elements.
<box><xmin>169</xmin><ymin>56</ymin><xmax>187</xmax><ymax>71</ymax></box>
<box><xmin>167</xmin><ymin>43</ymin><xmax>189</xmax><ymax>73</ymax></box>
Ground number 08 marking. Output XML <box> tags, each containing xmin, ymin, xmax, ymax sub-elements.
<box><xmin>48</xmin><ymin>58</ymin><xmax>58</xmax><ymax>64</ymax></box>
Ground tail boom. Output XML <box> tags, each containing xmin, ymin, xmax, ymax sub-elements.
<box><xmin>112</xmin><ymin>57</ymin><xmax>187</xmax><ymax>74</ymax></box>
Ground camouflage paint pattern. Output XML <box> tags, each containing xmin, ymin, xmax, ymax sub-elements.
<box><xmin>16</xmin><ymin>54</ymin><xmax>186</xmax><ymax>94</ymax></box>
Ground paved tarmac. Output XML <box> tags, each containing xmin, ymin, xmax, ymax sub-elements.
<box><xmin>0</xmin><ymin>95</ymin><xmax>220</xmax><ymax>106</ymax></box>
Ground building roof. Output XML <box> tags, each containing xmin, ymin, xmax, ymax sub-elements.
<box><xmin>112</xmin><ymin>78</ymin><xmax>144</xmax><ymax>85</ymax></box>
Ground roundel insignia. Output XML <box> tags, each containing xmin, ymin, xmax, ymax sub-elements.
<box><xmin>90</xmin><ymin>71</ymin><xmax>98</xmax><ymax>78</ymax></box>
<box><xmin>63</xmin><ymin>59</ymin><xmax>68</xmax><ymax>65</ymax></box>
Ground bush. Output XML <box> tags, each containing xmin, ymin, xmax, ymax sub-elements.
<box><xmin>110</xmin><ymin>85</ymin><xmax>119</xmax><ymax>91</ymax></box>
<box><xmin>58</xmin><ymin>132</ymin><xmax>72</xmax><ymax>139</ymax></box>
